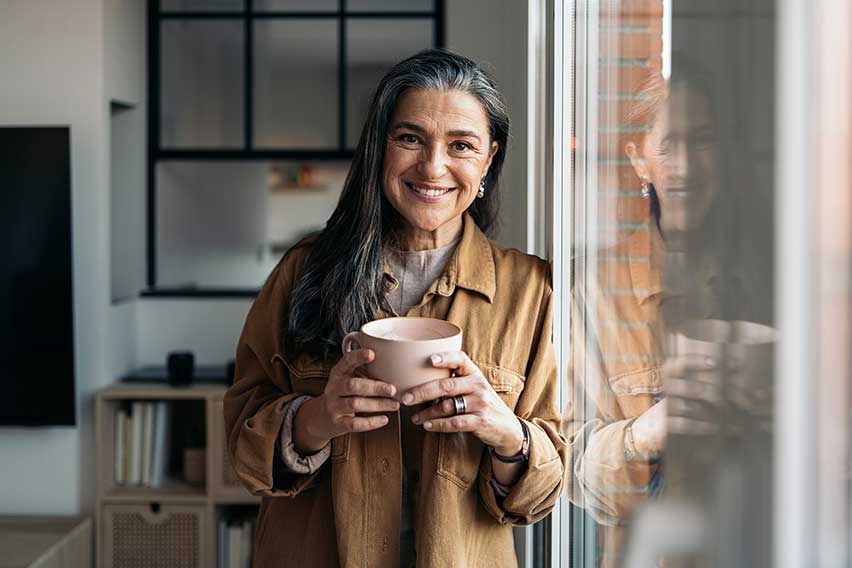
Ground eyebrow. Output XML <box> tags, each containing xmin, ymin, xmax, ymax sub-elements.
<box><xmin>391</xmin><ymin>121</ymin><xmax>482</xmax><ymax>142</ymax></box>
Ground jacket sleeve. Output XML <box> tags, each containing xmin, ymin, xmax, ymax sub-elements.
<box><xmin>562</xmin><ymin>288</ymin><xmax>661</xmax><ymax>526</ymax></box>
<box><xmin>478</xmin><ymin>280</ymin><xmax>569</xmax><ymax>526</ymax></box>
<box><xmin>222</xmin><ymin>252</ymin><xmax>327</xmax><ymax>498</ymax></box>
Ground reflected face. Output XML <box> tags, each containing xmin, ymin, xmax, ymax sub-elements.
<box><xmin>630</xmin><ymin>87</ymin><xmax>718</xmax><ymax>233</ymax></box>
<box><xmin>382</xmin><ymin>88</ymin><xmax>498</xmax><ymax>248</ymax></box>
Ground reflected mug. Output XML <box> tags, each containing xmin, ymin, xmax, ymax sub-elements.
<box><xmin>342</xmin><ymin>317</ymin><xmax>463</xmax><ymax>398</ymax></box>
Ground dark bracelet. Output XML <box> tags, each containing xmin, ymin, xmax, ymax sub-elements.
<box><xmin>489</xmin><ymin>420</ymin><xmax>530</xmax><ymax>464</ymax></box>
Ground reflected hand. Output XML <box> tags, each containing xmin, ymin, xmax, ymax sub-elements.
<box><xmin>401</xmin><ymin>351</ymin><xmax>525</xmax><ymax>457</ymax></box>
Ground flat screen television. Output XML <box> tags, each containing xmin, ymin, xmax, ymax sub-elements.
<box><xmin>0</xmin><ymin>127</ymin><xmax>75</xmax><ymax>426</ymax></box>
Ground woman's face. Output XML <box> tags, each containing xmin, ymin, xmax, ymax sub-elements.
<box><xmin>382</xmin><ymin>88</ymin><xmax>498</xmax><ymax>249</ymax></box>
<box><xmin>627</xmin><ymin>86</ymin><xmax>719</xmax><ymax>234</ymax></box>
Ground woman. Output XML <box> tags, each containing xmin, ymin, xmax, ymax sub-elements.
<box><xmin>224</xmin><ymin>49</ymin><xmax>566</xmax><ymax>568</ymax></box>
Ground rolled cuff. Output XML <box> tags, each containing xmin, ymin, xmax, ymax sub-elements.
<box><xmin>277</xmin><ymin>395</ymin><xmax>331</xmax><ymax>474</ymax></box>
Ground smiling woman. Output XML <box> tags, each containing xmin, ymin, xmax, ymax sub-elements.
<box><xmin>223</xmin><ymin>49</ymin><xmax>566</xmax><ymax>568</ymax></box>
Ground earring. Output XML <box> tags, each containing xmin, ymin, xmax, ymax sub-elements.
<box><xmin>640</xmin><ymin>178</ymin><xmax>651</xmax><ymax>198</ymax></box>
<box><xmin>477</xmin><ymin>178</ymin><xmax>486</xmax><ymax>199</ymax></box>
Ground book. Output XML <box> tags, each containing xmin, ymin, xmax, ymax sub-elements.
<box><xmin>228</xmin><ymin>522</ymin><xmax>242</xmax><ymax>568</ymax></box>
<box><xmin>114</xmin><ymin>406</ymin><xmax>127</xmax><ymax>484</ymax></box>
<box><xmin>218</xmin><ymin>516</ymin><xmax>228</xmax><ymax>568</ymax></box>
<box><xmin>129</xmin><ymin>401</ymin><xmax>144</xmax><ymax>485</ymax></box>
<box><xmin>150</xmin><ymin>401</ymin><xmax>170</xmax><ymax>488</ymax></box>
<box><xmin>240</xmin><ymin>518</ymin><xmax>254</xmax><ymax>568</ymax></box>
<box><xmin>122</xmin><ymin>410</ymin><xmax>132</xmax><ymax>483</ymax></box>
<box><xmin>141</xmin><ymin>402</ymin><xmax>154</xmax><ymax>486</ymax></box>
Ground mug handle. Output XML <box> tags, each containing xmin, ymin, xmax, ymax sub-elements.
<box><xmin>342</xmin><ymin>331</ymin><xmax>363</xmax><ymax>355</ymax></box>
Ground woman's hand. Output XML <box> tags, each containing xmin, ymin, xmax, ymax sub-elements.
<box><xmin>293</xmin><ymin>348</ymin><xmax>399</xmax><ymax>454</ymax></box>
<box><xmin>400</xmin><ymin>351</ymin><xmax>525</xmax><ymax>458</ymax></box>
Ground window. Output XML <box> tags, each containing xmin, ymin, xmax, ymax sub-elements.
<box><xmin>146</xmin><ymin>0</ymin><xmax>443</xmax><ymax>294</ymax></box>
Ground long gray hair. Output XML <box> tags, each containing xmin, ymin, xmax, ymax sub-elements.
<box><xmin>286</xmin><ymin>48</ymin><xmax>511</xmax><ymax>361</ymax></box>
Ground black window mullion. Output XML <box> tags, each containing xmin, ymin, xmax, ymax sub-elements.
<box><xmin>245</xmin><ymin>0</ymin><xmax>253</xmax><ymax>150</ymax></box>
<box><xmin>339</xmin><ymin>1</ymin><xmax>347</xmax><ymax>150</ymax></box>
<box><xmin>148</xmin><ymin>0</ymin><xmax>161</xmax><ymax>288</ymax></box>
<box><xmin>435</xmin><ymin>0</ymin><xmax>445</xmax><ymax>47</ymax></box>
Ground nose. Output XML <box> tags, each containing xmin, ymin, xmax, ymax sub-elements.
<box><xmin>668</xmin><ymin>139</ymin><xmax>689</xmax><ymax>184</ymax></box>
<box><xmin>417</xmin><ymin>143</ymin><xmax>449</xmax><ymax>179</ymax></box>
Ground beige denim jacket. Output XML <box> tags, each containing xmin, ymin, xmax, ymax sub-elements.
<box><xmin>223</xmin><ymin>213</ymin><xmax>566</xmax><ymax>567</ymax></box>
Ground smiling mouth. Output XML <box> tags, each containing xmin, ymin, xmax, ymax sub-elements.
<box><xmin>405</xmin><ymin>181</ymin><xmax>455</xmax><ymax>197</ymax></box>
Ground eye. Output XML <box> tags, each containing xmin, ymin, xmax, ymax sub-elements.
<box><xmin>451</xmin><ymin>141</ymin><xmax>473</xmax><ymax>152</ymax></box>
<box><xmin>397</xmin><ymin>133</ymin><xmax>420</xmax><ymax>145</ymax></box>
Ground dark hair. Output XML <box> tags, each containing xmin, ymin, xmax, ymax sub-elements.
<box><xmin>285</xmin><ymin>48</ymin><xmax>511</xmax><ymax>361</ymax></box>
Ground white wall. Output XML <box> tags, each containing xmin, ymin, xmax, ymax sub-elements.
<box><xmin>0</xmin><ymin>0</ymin><xmax>107</xmax><ymax>514</ymax></box>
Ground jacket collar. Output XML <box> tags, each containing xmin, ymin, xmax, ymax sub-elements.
<box><xmin>383</xmin><ymin>212</ymin><xmax>496</xmax><ymax>304</ymax></box>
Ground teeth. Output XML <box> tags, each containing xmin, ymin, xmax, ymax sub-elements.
<box><xmin>409</xmin><ymin>183</ymin><xmax>450</xmax><ymax>197</ymax></box>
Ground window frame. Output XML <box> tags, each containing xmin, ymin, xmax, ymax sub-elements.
<box><xmin>145</xmin><ymin>0</ymin><xmax>445</xmax><ymax>296</ymax></box>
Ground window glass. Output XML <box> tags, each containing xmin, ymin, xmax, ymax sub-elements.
<box><xmin>562</xmin><ymin>1</ymin><xmax>776</xmax><ymax>565</ymax></box>
<box><xmin>347</xmin><ymin>0</ymin><xmax>433</xmax><ymax>12</ymax></box>
<box><xmin>156</xmin><ymin>161</ymin><xmax>347</xmax><ymax>289</ymax></box>
<box><xmin>253</xmin><ymin>0</ymin><xmax>338</xmax><ymax>12</ymax></box>
<box><xmin>161</xmin><ymin>0</ymin><xmax>244</xmax><ymax>12</ymax></box>
<box><xmin>160</xmin><ymin>20</ymin><xmax>245</xmax><ymax>149</ymax></box>
<box><xmin>253</xmin><ymin>20</ymin><xmax>339</xmax><ymax>149</ymax></box>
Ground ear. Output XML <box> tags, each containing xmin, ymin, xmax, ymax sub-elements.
<box><xmin>482</xmin><ymin>141</ymin><xmax>499</xmax><ymax>178</ymax></box>
<box><xmin>625</xmin><ymin>140</ymin><xmax>649</xmax><ymax>182</ymax></box>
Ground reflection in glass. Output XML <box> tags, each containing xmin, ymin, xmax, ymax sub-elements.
<box><xmin>253</xmin><ymin>20</ymin><xmax>338</xmax><ymax>149</ymax></box>
<box><xmin>253</xmin><ymin>0</ymin><xmax>337</xmax><ymax>11</ymax></box>
<box><xmin>347</xmin><ymin>0</ymin><xmax>433</xmax><ymax>12</ymax></box>
<box><xmin>346</xmin><ymin>19</ymin><xmax>433</xmax><ymax>148</ymax></box>
<box><xmin>161</xmin><ymin>0</ymin><xmax>244</xmax><ymax>12</ymax></box>
<box><xmin>161</xmin><ymin>20</ymin><xmax>244</xmax><ymax>149</ymax></box>
<box><xmin>565</xmin><ymin>3</ymin><xmax>776</xmax><ymax>567</ymax></box>
<box><xmin>156</xmin><ymin>161</ymin><xmax>347</xmax><ymax>289</ymax></box>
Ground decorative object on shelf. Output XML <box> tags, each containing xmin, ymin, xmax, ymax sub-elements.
<box><xmin>167</xmin><ymin>351</ymin><xmax>195</xmax><ymax>386</ymax></box>
<box><xmin>121</xmin><ymin>364</ymin><xmax>229</xmax><ymax>384</ymax></box>
<box><xmin>183</xmin><ymin>448</ymin><xmax>206</xmax><ymax>486</ymax></box>
<box><xmin>267</xmin><ymin>163</ymin><xmax>327</xmax><ymax>192</ymax></box>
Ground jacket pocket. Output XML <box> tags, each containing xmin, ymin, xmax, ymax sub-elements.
<box><xmin>436</xmin><ymin>363</ymin><xmax>525</xmax><ymax>490</ymax></box>
<box><xmin>609</xmin><ymin>365</ymin><xmax>663</xmax><ymax>419</ymax></box>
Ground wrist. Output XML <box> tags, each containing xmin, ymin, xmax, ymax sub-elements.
<box><xmin>493</xmin><ymin>419</ymin><xmax>527</xmax><ymax>458</ymax></box>
<box><xmin>293</xmin><ymin>396</ymin><xmax>331</xmax><ymax>454</ymax></box>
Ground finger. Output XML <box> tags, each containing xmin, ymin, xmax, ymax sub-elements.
<box><xmin>422</xmin><ymin>414</ymin><xmax>478</xmax><ymax>433</ymax></box>
<box><xmin>343</xmin><ymin>415</ymin><xmax>390</xmax><ymax>433</ymax></box>
<box><xmin>428</xmin><ymin>351</ymin><xmax>479</xmax><ymax>376</ymax></box>
<box><xmin>663</xmin><ymin>354</ymin><xmax>717</xmax><ymax>377</ymax></box>
<box><xmin>336</xmin><ymin>348</ymin><xmax>375</xmax><ymax>375</ymax></box>
<box><xmin>411</xmin><ymin>398</ymin><xmax>457</xmax><ymax>425</ymax></box>
<box><xmin>667</xmin><ymin>415</ymin><xmax>717</xmax><ymax>435</ymax></box>
<box><xmin>665</xmin><ymin>376</ymin><xmax>720</xmax><ymax>402</ymax></box>
<box><xmin>338</xmin><ymin>396</ymin><xmax>399</xmax><ymax>414</ymax></box>
<box><xmin>338</xmin><ymin>376</ymin><xmax>396</xmax><ymax>398</ymax></box>
<box><xmin>401</xmin><ymin>374</ymin><xmax>480</xmax><ymax>406</ymax></box>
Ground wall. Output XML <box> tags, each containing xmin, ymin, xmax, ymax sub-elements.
<box><xmin>0</xmin><ymin>0</ymin><xmax>107</xmax><ymax>514</ymax></box>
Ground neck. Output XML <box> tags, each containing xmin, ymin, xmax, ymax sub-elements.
<box><xmin>397</xmin><ymin>217</ymin><xmax>463</xmax><ymax>251</ymax></box>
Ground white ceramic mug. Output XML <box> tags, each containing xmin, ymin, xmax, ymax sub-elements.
<box><xmin>342</xmin><ymin>317</ymin><xmax>463</xmax><ymax>397</ymax></box>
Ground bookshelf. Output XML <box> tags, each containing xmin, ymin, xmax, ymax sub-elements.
<box><xmin>95</xmin><ymin>382</ymin><xmax>259</xmax><ymax>568</ymax></box>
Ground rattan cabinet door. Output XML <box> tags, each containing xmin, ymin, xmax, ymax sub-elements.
<box><xmin>102</xmin><ymin>503</ymin><xmax>207</xmax><ymax>568</ymax></box>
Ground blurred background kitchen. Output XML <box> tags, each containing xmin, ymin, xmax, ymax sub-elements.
<box><xmin>0</xmin><ymin>0</ymin><xmax>850</xmax><ymax>567</ymax></box>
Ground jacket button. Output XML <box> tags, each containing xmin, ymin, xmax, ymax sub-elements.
<box><xmin>380</xmin><ymin>458</ymin><xmax>390</xmax><ymax>473</ymax></box>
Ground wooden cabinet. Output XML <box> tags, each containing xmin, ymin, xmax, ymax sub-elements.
<box><xmin>95</xmin><ymin>383</ymin><xmax>258</xmax><ymax>568</ymax></box>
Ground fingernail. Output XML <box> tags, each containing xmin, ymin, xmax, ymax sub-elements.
<box><xmin>386</xmin><ymin>385</ymin><xmax>396</xmax><ymax>396</ymax></box>
<box><xmin>704</xmin><ymin>356</ymin><xmax>714</xmax><ymax>368</ymax></box>
<box><xmin>423</xmin><ymin>421</ymin><xmax>433</xmax><ymax>429</ymax></box>
<box><xmin>411</xmin><ymin>415</ymin><xmax>421</xmax><ymax>425</ymax></box>
<box><xmin>391</xmin><ymin>402</ymin><xmax>399</xmax><ymax>410</ymax></box>
<box><xmin>431</xmin><ymin>354</ymin><xmax>442</xmax><ymax>365</ymax></box>
<box><xmin>380</xmin><ymin>416</ymin><xmax>388</xmax><ymax>424</ymax></box>
<box><xmin>402</xmin><ymin>393</ymin><xmax>414</xmax><ymax>404</ymax></box>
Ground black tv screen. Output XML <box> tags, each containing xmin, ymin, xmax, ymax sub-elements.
<box><xmin>0</xmin><ymin>127</ymin><xmax>75</xmax><ymax>426</ymax></box>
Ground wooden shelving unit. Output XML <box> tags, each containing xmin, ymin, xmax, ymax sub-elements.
<box><xmin>95</xmin><ymin>382</ymin><xmax>258</xmax><ymax>568</ymax></box>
